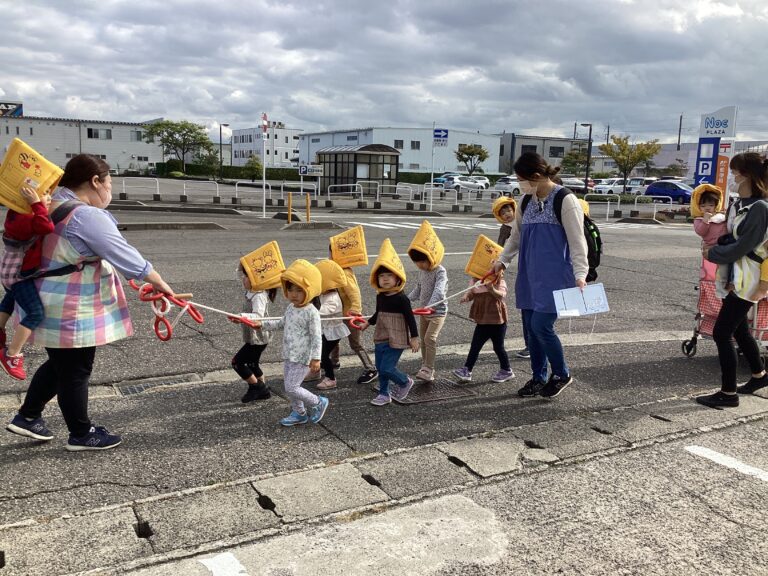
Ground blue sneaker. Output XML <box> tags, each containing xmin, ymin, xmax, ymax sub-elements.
<box><xmin>65</xmin><ymin>425</ymin><xmax>122</xmax><ymax>451</ymax></box>
<box><xmin>280</xmin><ymin>410</ymin><xmax>309</xmax><ymax>427</ymax></box>
<box><xmin>391</xmin><ymin>376</ymin><xmax>415</xmax><ymax>402</ymax></box>
<box><xmin>309</xmin><ymin>396</ymin><xmax>329</xmax><ymax>424</ymax></box>
<box><xmin>6</xmin><ymin>414</ymin><xmax>54</xmax><ymax>441</ymax></box>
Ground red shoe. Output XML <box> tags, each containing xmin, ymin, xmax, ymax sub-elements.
<box><xmin>0</xmin><ymin>348</ymin><xmax>26</xmax><ymax>380</ymax></box>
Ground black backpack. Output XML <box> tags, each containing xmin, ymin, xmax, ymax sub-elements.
<box><xmin>521</xmin><ymin>188</ymin><xmax>602</xmax><ymax>282</ymax></box>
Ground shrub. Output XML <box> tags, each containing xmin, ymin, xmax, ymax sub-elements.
<box><xmin>168</xmin><ymin>171</ymin><xmax>185</xmax><ymax>178</ymax></box>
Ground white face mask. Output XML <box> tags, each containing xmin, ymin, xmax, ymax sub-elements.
<box><xmin>519</xmin><ymin>180</ymin><xmax>536</xmax><ymax>195</ymax></box>
<box><xmin>728</xmin><ymin>179</ymin><xmax>741</xmax><ymax>195</ymax></box>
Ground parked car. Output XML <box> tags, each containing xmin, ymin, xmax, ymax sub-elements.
<box><xmin>560</xmin><ymin>177</ymin><xmax>587</xmax><ymax>192</ymax></box>
<box><xmin>625</xmin><ymin>177</ymin><xmax>658</xmax><ymax>195</ymax></box>
<box><xmin>494</xmin><ymin>176</ymin><xmax>520</xmax><ymax>196</ymax></box>
<box><xmin>644</xmin><ymin>180</ymin><xmax>693</xmax><ymax>204</ymax></box>
<box><xmin>444</xmin><ymin>175</ymin><xmax>485</xmax><ymax>191</ymax></box>
<box><xmin>431</xmin><ymin>172</ymin><xmax>462</xmax><ymax>185</ymax></box>
<box><xmin>594</xmin><ymin>178</ymin><xmax>627</xmax><ymax>195</ymax></box>
<box><xmin>469</xmin><ymin>175</ymin><xmax>490</xmax><ymax>189</ymax></box>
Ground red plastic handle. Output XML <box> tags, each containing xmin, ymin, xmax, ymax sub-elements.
<box><xmin>228</xmin><ymin>315</ymin><xmax>260</xmax><ymax>330</ymax></box>
<box><xmin>154</xmin><ymin>316</ymin><xmax>172</xmax><ymax>341</ymax></box>
<box><xmin>412</xmin><ymin>307</ymin><xmax>435</xmax><ymax>316</ymax></box>
<box><xmin>349</xmin><ymin>312</ymin><xmax>367</xmax><ymax>330</ymax></box>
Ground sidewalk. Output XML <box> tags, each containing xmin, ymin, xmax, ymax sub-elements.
<box><xmin>2</xmin><ymin>332</ymin><xmax>767</xmax><ymax>575</ymax></box>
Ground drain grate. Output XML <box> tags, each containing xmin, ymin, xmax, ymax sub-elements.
<box><xmin>117</xmin><ymin>375</ymin><xmax>198</xmax><ymax>396</ymax></box>
<box><xmin>393</xmin><ymin>378</ymin><xmax>475</xmax><ymax>405</ymax></box>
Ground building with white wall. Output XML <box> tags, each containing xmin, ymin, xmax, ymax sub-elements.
<box><xmin>497</xmin><ymin>133</ymin><xmax>593</xmax><ymax>174</ymax></box>
<box><xmin>299</xmin><ymin>127</ymin><xmax>501</xmax><ymax>175</ymax></box>
<box><xmin>0</xmin><ymin>114</ymin><xmax>164</xmax><ymax>173</ymax></box>
<box><xmin>231</xmin><ymin>121</ymin><xmax>301</xmax><ymax>168</ymax></box>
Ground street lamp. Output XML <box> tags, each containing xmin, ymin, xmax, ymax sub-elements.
<box><xmin>580</xmin><ymin>123</ymin><xmax>593</xmax><ymax>193</ymax></box>
<box><xmin>219</xmin><ymin>123</ymin><xmax>229</xmax><ymax>181</ymax></box>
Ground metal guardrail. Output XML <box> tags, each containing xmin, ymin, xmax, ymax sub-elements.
<box><xmin>634</xmin><ymin>195</ymin><xmax>674</xmax><ymax>219</ymax></box>
<box><xmin>234</xmin><ymin>180</ymin><xmax>272</xmax><ymax>201</ymax></box>
<box><xmin>279</xmin><ymin>181</ymin><xmax>317</xmax><ymax>199</ymax></box>
<box><xmin>356</xmin><ymin>180</ymin><xmax>380</xmax><ymax>199</ymax></box>
<box><xmin>183</xmin><ymin>180</ymin><xmax>220</xmax><ymax>198</ymax></box>
<box><xmin>121</xmin><ymin>177</ymin><xmax>159</xmax><ymax>199</ymax></box>
<box><xmin>584</xmin><ymin>193</ymin><xmax>621</xmax><ymax>221</ymax></box>
<box><xmin>328</xmin><ymin>183</ymin><xmax>363</xmax><ymax>200</ymax></box>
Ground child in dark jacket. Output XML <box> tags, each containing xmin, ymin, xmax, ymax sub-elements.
<box><xmin>358</xmin><ymin>239</ymin><xmax>419</xmax><ymax>406</ymax></box>
<box><xmin>0</xmin><ymin>187</ymin><xmax>55</xmax><ymax>379</ymax></box>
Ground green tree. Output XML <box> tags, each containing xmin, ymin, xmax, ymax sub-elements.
<box><xmin>598</xmin><ymin>135</ymin><xmax>662</xmax><ymax>193</ymax></box>
<box><xmin>455</xmin><ymin>144</ymin><xmax>489</xmax><ymax>175</ymax></box>
<box><xmin>144</xmin><ymin>120</ymin><xmax>215</xmax><ymax>172</ymax></box>
<box><xmin>194</xmin><ymin>149</ymin><xmax>220</xmax><ymax>180</ymax></box>
<box><xmin>243</xmin><ymin>155</ymin><xmax>264</xmax><ymax>181</ymax></box>
<box><xmin>560</xmin><ymin>146</ymin><xmax>593</xmax><ymax>177</ymax></box>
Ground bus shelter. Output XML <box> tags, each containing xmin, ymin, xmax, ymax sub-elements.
<box><xmin>316</xmin><ymin>144</ymin><xmax>400</xmax><ymax>195</ymax></box>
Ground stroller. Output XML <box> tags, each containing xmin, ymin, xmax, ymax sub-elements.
<box><xmin>682</xmin><ymin>245</ymin><xmax>768</xmax><ymax>357</ymax></box>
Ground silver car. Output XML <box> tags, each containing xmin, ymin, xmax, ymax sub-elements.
<box><xmin>444</xmin><ymin>175</ymin><xmax>485</xmax><ymax>191</ymax></box>
<box><xmin>494</xmin><ymin>176</ymin><xmax>520</xmax><ymax>196</ymax></box>
<box><xmin>469</xmin><ymin>175</ymin><xmax>490</xmax><ymax>189</ymax></box>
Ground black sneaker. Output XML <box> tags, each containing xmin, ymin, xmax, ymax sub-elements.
<box><xmin>65</xmin><ymin>426</ymin><xmax>122</xmax><ymax>451</ymax></box>
<box><xmin>357</xmin><ymin>369</ymin><xmax>378</xmax><ymax>385</ymax></box>
<box><xmin>241</xmin><ymin>384</ymin><xmax>271</xmax><ymax>403</ymax></box>
<box><xmin>695</xmin><ymin>391</ymin><xmax>739</xmax><ymax>409</ymax></box>
<box><xmin>6</xmin><ymin>414</ymin><xmax>54</xmax><ymax>441</ymax></box>
<box><xmin>540</xmin><ymin>374</ymin><xmax>573</xmax><ymax>398</ymax></box>
<box><xmin>517</xmin><ymin>379</ymin><xmax>545</xmax><ymax>397</ymax></box>
<box><xmin>333</xmin><ymin>362</ymin><xmax>341</xmax><ymax>370</ymax></box>
<box><xmin>736</xmin><ymin>373</ymin><xmax>768</xmax><ymax>395</ymax></box>
<box><xmin>515</xmin><ymin>347</ymin><xmax>531</xmax><ymax>359</ymax></box>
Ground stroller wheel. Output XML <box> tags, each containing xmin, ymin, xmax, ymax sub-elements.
<box><xmin>682</xmin><ymin>339</ymin><xmax>697</xmax><ymax>358</ymax></box>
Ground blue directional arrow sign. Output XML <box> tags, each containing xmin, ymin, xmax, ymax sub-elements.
<box><xmin>433</xmin><ymin>128</ymin><xmax>448</xmax><ymax>139</ymax></box>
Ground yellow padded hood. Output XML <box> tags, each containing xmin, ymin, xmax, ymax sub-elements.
<box><xmin>691</xmin><ymin>183</ymin><xmax>725</xmax><ymax>217</ymax></box>
<box><xmin>330</xmin><ymin>225</ymin><xmax>368</xmax><ymax>268</ymax></box>
<box><xmin>281</xmin><ymin>259</ymin><xmax>322</xmax><ymax>307</ymax></box>
<box><xmin>465</xmin><ymin>234</ymin><xmax>503</xmax><ymax>280</ymax></box>
<box><xmin>370</xmin><ymin>238</ymin><xmax>407</xmax><ymax>294</ymax></box>
<box><xmin>407</xmin><ymin>220</ymin><xmax>444</xmax><ymax>269</ymax></box>
<box><xmin>491</xmin><ymin>196</ymin><xmax>517</xmax><ymax>223</ymax></box>
<box><xmin>239</xmin><ymin>241</ymin><xmax>285</xmax><ymax>290</ymax></box>
<box><xmin>578</xmin><ymin>198</ymin><xmax>590</xmax><ymax>217</ymax></box>
<box><xmin>315</xmin><ymin>259</ymin><xmax>348</xmax><ymax>292</ymax></box>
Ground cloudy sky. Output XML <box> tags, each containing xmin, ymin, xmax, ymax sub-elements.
<box><xmin>2</xmin><ymin>0</ymin><xmax>767</xmax><ymax>143</ymax></box>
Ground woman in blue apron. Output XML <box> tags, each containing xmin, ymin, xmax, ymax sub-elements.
<box><xmin>494</xmin><ymin>152</ymin><xmax>588</xmax><ymax>398</ymax></box>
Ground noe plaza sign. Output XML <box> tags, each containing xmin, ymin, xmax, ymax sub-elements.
<box><xmin>699</xmin><ymin>106</ymin><xmax>737</xmax><ymax>138</ymax></box>
<box><xmin>695</xmin><ymin>106</ymin><xmax>738</xmax><ymax>187</ymax></box>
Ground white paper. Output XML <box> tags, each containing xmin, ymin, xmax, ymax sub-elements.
<box><xmin>553</xmin><ymin>283</ymin><xmax>609</xmax><ymax>318</ymax></box>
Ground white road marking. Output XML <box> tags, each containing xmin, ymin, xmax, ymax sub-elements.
<box><xmin>685</xmin><ymin>445</ymin><xmax>768</xmax><ymax>482</ymax></box>
<box><xmin>199</xmin><ymin>552</ymin><xmax>251</xmax><ymax>575</ymax></box>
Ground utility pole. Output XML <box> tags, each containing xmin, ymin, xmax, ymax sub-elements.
<box><xmin>573</xmin><ymin>122</ymin><xmax>577</xmax><ymax>139</ymax></box>
<box><xmin>676</xmin><ymin>114</ymin><xmax>683</xmax><ymax>151</ymax></box>
<box><xmin>605</xmin><ymin>125</ymin><xmax>610</xmax><ymax>144</ymax></box>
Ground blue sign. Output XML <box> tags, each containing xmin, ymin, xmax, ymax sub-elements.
<box><xmin>433</xmin><ymin>128</ymin><xmax>448</xmax><ymax>140</ymax></box>
<box><xmin>694</xmin><ymin>137</ymin><xmax>720</xmax><ymax>185</ymax></box>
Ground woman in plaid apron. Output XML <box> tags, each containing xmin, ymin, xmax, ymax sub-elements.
<box><xmin>5</xmin><ymin>155</ymin><xmax>175</xmax><ymax>451</ymax></box>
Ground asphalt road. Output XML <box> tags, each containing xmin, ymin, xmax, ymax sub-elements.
<box><xmin>1</xmin><ymin>196</ymin><xmax>766</xmax><ymax>575</ymax></box>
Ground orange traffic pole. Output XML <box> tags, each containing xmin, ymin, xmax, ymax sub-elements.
<box><xmin>287</xmin><ymin>192</ymin><xmax>292</xmax><ymax>224</ymax></box>
<box><xmin>306</xmin><ymin>191</ymin><xmax>311</xmax><ymax>222</ymax></box>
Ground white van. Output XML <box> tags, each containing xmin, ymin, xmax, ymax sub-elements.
<box><xmin>626</xmin><ymin>177</ymin><xmax>657</xmax><ymax>195</ymax></box>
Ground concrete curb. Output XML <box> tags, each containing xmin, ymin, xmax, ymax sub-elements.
<box><xmin>116</xmin><ymin>222</ymin><xmax>226</xmax><ymax>231</ymax></box>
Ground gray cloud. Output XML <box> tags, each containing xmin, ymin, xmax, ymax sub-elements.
<box><xmin>2</xmin><ymin>0</ymin><xmax>767</xmax><ymax>142</ymax></box>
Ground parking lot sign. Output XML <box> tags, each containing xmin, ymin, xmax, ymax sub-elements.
<box><xmin>299</xmin><ymin>165</ymin><xmax>323</xmax><ymax>176</ymax></box>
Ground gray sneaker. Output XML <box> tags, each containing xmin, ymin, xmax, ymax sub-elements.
<box><xmin>392</xmin><ymin>377</ymin><xmax>415</xmax><ymax>402</ymax></box>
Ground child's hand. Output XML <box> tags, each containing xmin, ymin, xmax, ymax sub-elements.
<box><xmin>409</xmin><ymin>337</ymin><xmax>420</xmax><ymax>353</ymax></box>
<box><xmin>702</xmin><ymin>212</ymin><xmax>713</xmax><ymax>223</ymax></box>
<box><xmin>20</xmin><ymin>187</ymin><xmax>41</xmax><ymax>206</ymax></box>
<box><xmin>309</xmin><ymin>359</ymin><xmax>321</xmax><ymax>373</ymax></box>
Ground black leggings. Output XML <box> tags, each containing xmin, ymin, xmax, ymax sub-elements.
<box><xmin>231</xmin><ymin>343</ymin><xmax>268</xmax><ymax>380</ymax></box>
<box><xmin>465</xmin><ymin>324</ymin><xmax>510</xmax><ymax>371</ymax></box>
<box><xmin>321</xmin><ymin>336</ymin><xmax>341</xmax><ymax>380</ymax></box>
<box><xmin>19</xmin><ymin>347</ymin><xmax>96</xmax><ymax>437</ymax></box>
<box><xmin>713</xmin><ymin>293</ymin><xmax>764</xmax><ymax>393</ymax></box>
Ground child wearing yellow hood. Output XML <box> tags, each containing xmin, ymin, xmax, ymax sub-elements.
<box><xmin>407</xmin><ymin>221</ymin><xmax>448</xmax><ymax>382</ymax></box>
<box><xmin>358</xmin><ymin>239</ymin><xmax>419</xmax><ymax>406</ymax></box>
<box><xmin>251</xmin><ymin>260</ymin><xmax>329</xmax><ymax>426</ymax></box>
